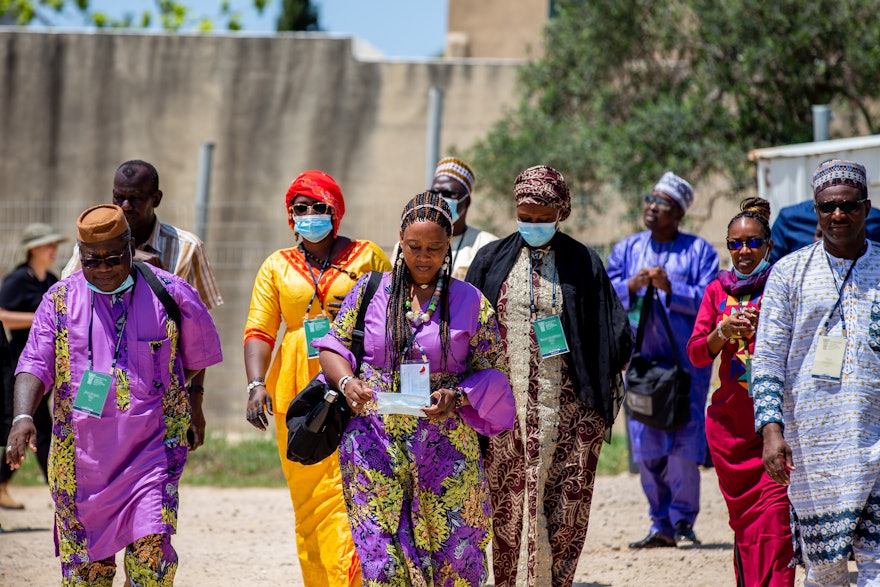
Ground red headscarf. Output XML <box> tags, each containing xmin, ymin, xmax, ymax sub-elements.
<box><xmin>284</xmin><ymin>170</ymin><xmax>346</xmax><ymax>236</ymax></box>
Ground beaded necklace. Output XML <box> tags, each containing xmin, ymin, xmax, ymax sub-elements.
<box><xmin>300</xmin><ymin>244</ymin><xmax>358</xmax><ymax>281</ymax></box>
<box><xmin>405</xmin><ymin>274</ymin><xmax>445</xmax><ymax>325</ymax></box>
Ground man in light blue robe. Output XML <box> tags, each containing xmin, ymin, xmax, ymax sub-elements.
<box><xmin>754</xmin><ymin>159</ymin><xmax>880</xmax><ymax>585</ymax></box>
<box><xmin>607</xmin><ymin>172</ymin><xmax>717</xmax><ymax>549</ymax></box>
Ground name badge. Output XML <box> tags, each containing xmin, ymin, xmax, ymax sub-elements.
<box><xmin>304</xmin><ymin>317</ymin><xmax>331</xmax><ymax>359</ymax></box>
<box><xmin>377</xmin><ymin>362</ymin><xmax>431</xmax><ymax>416</ymax></box>
<box><xmin>73</xmin><ymin>370</ymin><xmax>113</xmax><ymax>417</ymax></box>
<box><xmin>534</xmin><ymin>315</ymin><xmax>570</xmax><ymax>358</ymax></box>
<box><xmin>812</xmin><ymin>335</ymin><xmax>846</xmax><ymax>382</ymax></box>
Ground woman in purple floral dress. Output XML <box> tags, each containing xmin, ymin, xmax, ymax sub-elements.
<box><xmin>316</xmin><ymin>191</ymin><xmax>515</xmax><ymax>586</ymax></box>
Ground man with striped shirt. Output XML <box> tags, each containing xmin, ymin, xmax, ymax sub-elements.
<box><xmin>63</xmin><ymin>160</ymin><xmax>222</xmax><ymax>448</ymax></box>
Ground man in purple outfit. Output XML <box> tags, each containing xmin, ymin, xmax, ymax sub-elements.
<box><xmin>5</xmin><ymin>204</ymin><xmax>222</xmax><ymax>586</ymax></box>
<box><xmin>606</xmin><ymin>172</ymin><xmax>718</xmax><ymax>549</ymax></box>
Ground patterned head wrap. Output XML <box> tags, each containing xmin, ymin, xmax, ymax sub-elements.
<box><xmin>812</xmin><ymin>159</ymin><xmax>868</xmax><ymax>197</ymax></box>
<box><xmin>653</xmin><ymin>172</ymin><xmax>694</xmax><ymax>212</ymax></box>
<box><xmin>285</xmin><ymin>170</ymin><xmax>346</xmax><ymax>236</ymax></box>
<box><xmin>434</xmin><ymin>157</ymin><xmax>475</xmax><ymax>195</ymax></box>
<box><xmin>513</xmin><ymin>165</ymin><xmax>571</xmax><ymax>221</ymax></box>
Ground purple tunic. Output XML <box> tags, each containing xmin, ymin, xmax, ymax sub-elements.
<box><xmin>606</xmin><ymin>230</ymin><xmax>718</xmax><ymax>462</ymax></box>
<box><xmin>17</xmin><ymin>267</ymin><xmax>223</xmax><ymax>560</ymax></box>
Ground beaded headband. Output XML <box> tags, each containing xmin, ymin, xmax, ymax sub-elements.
<box><xmin>401</xmin><ymin>203</ymin><xmax>453</xmax><ymax>229</ymax></box>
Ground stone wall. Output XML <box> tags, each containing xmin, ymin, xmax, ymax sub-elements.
<box><xmin>0</xmin><ymin>29</ymin><xmax>521</xmax><ymax>432</ymax></box>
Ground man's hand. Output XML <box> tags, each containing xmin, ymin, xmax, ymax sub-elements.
<box><xmin>188</xmin><ymin>389</ymin><xmax>206</xmax><ymax>450</ymax></box>
<box><xmin>761</xmin><ymin>423</ymin><xmax>793</xmax><ymax>486</ymax></box>
<box><xmin>133</xmin><ymin>247</ymin><xmax>166</xmax><ymax>270</ymax></box>
<box><xmin>4</xmin><ymin>418</ymin><xmax>37</xmax><ymax>469</ymax></box>
<box><xmin>647</xmin><ymin>267</ymin><xmax>672</xmax><ymax>295</ymax></box>
<box><xmin>628</xmin><ymin>269</ymin><xmax>652</xmax><ymax>295</ymax></box>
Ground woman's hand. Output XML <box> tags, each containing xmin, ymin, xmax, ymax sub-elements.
<box><xmin>343</xmin><ymin>377</ymin><xmax>374</xmax><ymax>414</ymax></box>
<box><xmin>724</xmin><ymin>310</ymin><xmax>756</xmax><ymax>339</ymax></box>
<box><xmin>246</xmin><ymin>386</ymin><xmax>272</xmax><ymax>431</ymax></box>
<box><xmin>422</xmin><ymin>387</ymin><xmax>458</xmax><ymax>421</ymax></box>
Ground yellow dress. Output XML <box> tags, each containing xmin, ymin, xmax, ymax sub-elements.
<box><xmin>244</xmin><ymin>240</ymin><xmax>391</xmax><ymax>587</ymax></box>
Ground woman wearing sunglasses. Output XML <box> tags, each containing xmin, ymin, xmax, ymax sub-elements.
<box><xmin>686</xmin><ymin>197</ymin><xmax>794</xmax><ymax>587</ymax></box>
<box><xmin>243</xmin><ymin>170</ymin><xmax>390</xmax><ymax>587</ymax></box>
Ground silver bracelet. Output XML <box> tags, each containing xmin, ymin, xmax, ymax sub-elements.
<box><xmin>338</xmin><ymin>375</ymin><xmax>355</xmax><ymax>394</ymax></box>
<box><xmin>247</xmin><ymin>378</ymin><xmax>266</xmax><ymax>393</ymax></box>
<box><xmin>716</xmin><ymin>324</ymin><xmax>730</xmax><ymax>341</ymax></box>
<box><xmin>11</xmin><ymin>414</ymin><xmax>34</xmax><ymax>427</ymax></box>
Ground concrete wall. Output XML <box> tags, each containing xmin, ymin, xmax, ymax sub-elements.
<box><xmin>0</xmin><ymin>29</ymin><xmax>521</xmax><ymax>433</ymax></box>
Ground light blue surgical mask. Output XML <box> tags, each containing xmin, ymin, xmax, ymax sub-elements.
<box><xmin>86</xmin><ymin>274</ymin><xmax>135</xmax><ymax>295</ymax></box>
<box><xmin>517</xmin><ymin>219</ymin><xmax>559</xmax><ymax>248</ymax></box>
<box><xmin>295</xmin><ymin>214</ymin><xmax>334</xmax><ymax>243</ymax></box>
<box><xmin>442</xmin><ymin>194</ymin><xmax>469</xmax><ymax>224</ymax></box>
<box><xmin>733</xmin><ymin>258</ymin><xmax>771</xmax><ymax>280</ymax></box>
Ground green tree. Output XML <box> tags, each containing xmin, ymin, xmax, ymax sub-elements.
<box><xmin>276</xmin><ymin>0</ymin><xmax>318</xmax><ymax>32</ymax></box>
<box><xmin>467</xmin><ymin>0</ymin><xmax>880</xmax><ymax>224</ymax></box>
<box><xmin>0</xmin><ymin>0</ymin><xmax>274</xmax><ymax>31</ymax></box>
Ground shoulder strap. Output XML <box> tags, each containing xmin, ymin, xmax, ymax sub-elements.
<box><xmin>134</xmin><ymin>262</ymin><xmax>182</xmax><ymax>328</ymax></box>
<box><xmin>350</xmin><ymin>271</ymin><xmax>382</xmax><ymax>366</ymax></box>
<box><xmin>633</xmin><ymin>284</ymin><xmax>682</xmax><ymax>366</ymax></box>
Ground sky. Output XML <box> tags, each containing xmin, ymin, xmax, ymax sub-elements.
<box><xmin>33</xmin><ymin>0</ymin><xmax>447</xmax><ymax>58</ymax></box>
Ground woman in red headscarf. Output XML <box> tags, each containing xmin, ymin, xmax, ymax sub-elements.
<box><xmin>243</xmin><ymin>170</ymin><xmax>390</xmax><ymax>587</ymax></box>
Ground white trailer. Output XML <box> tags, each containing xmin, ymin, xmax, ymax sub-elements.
<box><xmin>747</xmin><ymin>135</ymin><xmax>880</xmax><ymax>222</ymax></box>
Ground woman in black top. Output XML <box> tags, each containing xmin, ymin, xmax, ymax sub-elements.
<box><xmin>0</xmin><ymin>223</ymin><xmax>66</xmax><ymax>510</ymax></box>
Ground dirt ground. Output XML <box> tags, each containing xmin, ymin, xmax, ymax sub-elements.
<box><xmin>0</xmin><ymin>468</ymin><xmax>820</xmax><ymax>587</ymax></box>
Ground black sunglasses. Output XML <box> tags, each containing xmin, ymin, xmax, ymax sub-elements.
<box><xmin>290</xmin><ymin>202</ymin><xmax>331</xmax><ymax>216</ymax></box>
<box><xmin>82</xmin><ymin>248</ymin><xmax>130</xmax><ymax>269</ymax></box>
<box><xmin>815</xmin><ymin>198</ymin><xmax>868</xmax><ymax>215</ymax></box>
<box><xmin>726</xmin><ymin>238</ymin><xmax>766</xmax><ymax>251</ymax></box>
<box><xmin>431</xmin><ymin>189</ymin><xmax>467</xmax><ymax>200</ymax></box>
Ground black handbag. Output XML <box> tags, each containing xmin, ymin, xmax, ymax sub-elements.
<box><xmin>285</xmin><ymin>271</ymin><xmax>381</xmax><ymax>465</ymax></box>
<box><xmin>624</xmin><ymin>285</ymin><xmax>691</xmax><ymax>432</ymax></box>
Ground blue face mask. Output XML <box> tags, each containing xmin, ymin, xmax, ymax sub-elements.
<box><xmin>295</xmin><ymin>214</ymin><xmax>334</xmax><ymax>243</ymax></box>
<box><xmin>86</xmin><ymin>274</ymin><xmax>135</xmax><ymax>295</ymax></box>
<box><xmin>517</xmin><ymin>220</ymin><xmax>558</xmax><ymax>248</ymax></box>
<box><xmin>733</xmin><ymin>258</ymin><xmax>771</xmax><ymax>280</ymax></box>
<box><xmin>442</xmin><ymin>194</ymin><xmax>469</xmax><ymax>224</ymax></box>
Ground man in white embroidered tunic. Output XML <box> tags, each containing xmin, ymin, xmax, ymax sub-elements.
<box><xmin>753</xmin><ymin>159</ymin><xmax>880</xmax><ymax>586</ymax></box>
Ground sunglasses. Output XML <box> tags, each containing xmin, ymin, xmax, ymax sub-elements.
<box><xmin>815</xmin><ymin>198</ymin><xmax>868</xmax><ymax>215</ymax></box>
<box><xmin>644</xmin><ymin>194</ymin><xmax>674</xmax><ymax>211</ymax></box>
<box><xmin>431</xmin><ymin>189</ymin><xmax>468</xmax><ymax>200</ymax></box>
<box><xmin>726</xmin><ymin>238</ymin><xmax>766</xmax><ymax>251</ymax></box>
<box><xmin>82</xmin><ymin>248</ymin><xmax>130</xmax><ymax>269</ymax></box>
<box><xmin>289</xmin><ymin>202</ymin><xmax>331</xmax><ymax>216</ymax></box>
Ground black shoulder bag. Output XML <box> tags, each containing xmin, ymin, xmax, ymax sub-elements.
<box><xmin>286</xmin><ymin>271</ymin><xmax>382</xmax><ymax>465</ymax></box>
<box><xmin>624</xmin><ymin>285</ymin><xmax>691</xmax><ymax>432</ymax></box>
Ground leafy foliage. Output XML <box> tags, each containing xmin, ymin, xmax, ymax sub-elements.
<box><xmin>276</xmin><ymin>0</ymin><xmax>318</xmax><ymax>32</ymax></box>
<box><xmin>467</xmin><ymin>0</ymin><xmax>880</xmax><ymax>219</ymax></box>
<box><xmin>0</xmin><ymin>0</ymin><xmax>318</xmax><ymax>32</ymax></box>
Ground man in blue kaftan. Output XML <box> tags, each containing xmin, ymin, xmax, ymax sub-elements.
<box><xmin>607</xmin><ymin>172</ymin><xmax>717</xmax><ymax>549</ymax></box>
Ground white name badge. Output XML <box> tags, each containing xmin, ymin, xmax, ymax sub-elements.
<box><xmin>303</xmin><ymin>317</ymin><xmax>331</xmax><ymax>359</ymax></box>
<box><xmin>811</xmin><ymin>335</ymin><xmax>846</xmax><ymax>382</ymax></box>
<box><xmin>73</xmin><ymin>370</ymin><xmax>113</xmax><ymax>417</ymax></box>
<box><xmin>534</xmin><ymin>315</ymin><xmax>570</xmax><ymax>358</ymax></box>
<box><xmin>377</xmin><ymin>361</ymin><xmax>431</xmax><ymax>416</ymax></box>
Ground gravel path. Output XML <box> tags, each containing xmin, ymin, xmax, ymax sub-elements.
<box><xmin>0</xmin><ymin>468</ymin><xmax>819</xmax><ymax>586</ymax></box>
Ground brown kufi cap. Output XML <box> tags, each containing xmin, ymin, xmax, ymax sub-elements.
<box><xmin>77</xmin><ymin>204</ymin><xmax>129</xmax><ymax>243</ymax></box>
